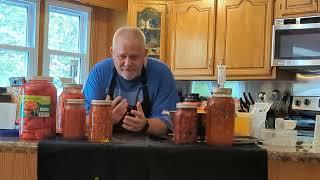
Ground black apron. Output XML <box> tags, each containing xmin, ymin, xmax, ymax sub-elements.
<box><xmin>108</xmin><ymin>66</ymin><xmax>150</xmax><ymax>132</ymax></box>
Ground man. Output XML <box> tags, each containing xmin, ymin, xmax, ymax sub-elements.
<box><xmin>83</xmin><ymin>27</ymin><xmax>178</xmax><ymax>136</ymax></box>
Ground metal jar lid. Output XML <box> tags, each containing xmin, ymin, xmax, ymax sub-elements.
<box><xmin>26</xmin><ymin>76</ymin><xmax>53</xmax><ymax>82</ymax></box>
<box><xmin>65</xmin><ymin>99</ymin><xmax>85</xmax><ymax>104</ymax></box>
<box><xmin>63</xmin><ymin>83</ymin><xmax>83</xmax><ymax>88</ymax></box>
<box><xmin>176</xmin><ymin>102</ymin><xmax>198</xmax><ymax>109</ymax></box>
<box><xmin>212</xmin><ymin>88</ymin><xmax>232</xmax><ymax>95</ymax></box>
<box><xmin>91</xmin><ymin>100</ymin><xmax>112</xmax><ymax>105</ymax></box>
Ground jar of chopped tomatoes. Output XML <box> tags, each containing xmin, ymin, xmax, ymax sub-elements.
<box><xmin>88</xmin><ymin>100</ymin><xmax>112</xmax><ymax>143</ymax></box>
<box><xmin>57</xmin><ymin>83</ymin><xmax>83</xmax><ymax>133</ymax></box>
<box><xmin>63</xmin><ymin>99</ymin><xmax>86</xmax><ymax>139</ymax></box>
<box><xmin>173</xmin><ymin>102</ymin><xmax>198</xmax><ymax>144</ymax></box>
<box><xmin>20</xmin><ymin>76</ymin><xmax>57</xmax><ymax>140</ymax></box>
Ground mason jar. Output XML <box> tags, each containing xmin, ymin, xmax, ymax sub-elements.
<box><xmin>206</xmin><ymin>88</ymin><xmax>235</xmax><ymax>145</ymax></box>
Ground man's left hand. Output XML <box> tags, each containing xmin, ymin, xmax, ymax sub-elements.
<box><xmin>122</xmin><ymin>101</ymin><xmax>148</xmax><ymax>132</ymax></box>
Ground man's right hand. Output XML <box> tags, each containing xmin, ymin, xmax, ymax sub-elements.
<box><xmin>106</xmin><ymin>95</ymin><xmax>128</xmax><ymax>125</ymax></box>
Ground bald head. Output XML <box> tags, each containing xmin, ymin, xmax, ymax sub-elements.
<box><xmin>112</xmin><ymin>27</ymin><xmax>146</xmax><ymax>49</ymax></box>
<box><xmin>111</xmin><ymin>27</ymin><xmax>148</xmax><ymax>80</ymax></box>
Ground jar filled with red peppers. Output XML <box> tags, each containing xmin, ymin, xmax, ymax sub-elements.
<box><xmin>57</xmin><ymin>83</ymin><xmax>83</xmax><ymax>133</ymax></box>
<box><xmin>206</xmin><ymin>88</ymin><xmax>235</xmax><ymax>146</ymax></box>
<box><xmin>20</xmin><ymin>76</ymin><xmax>57</xmax><ymax>140</ymax></box>
<box><xmin>88</xmin><ymin>100</ymin><xmax>112</xmax><ymax>143</ymax></box>
<box><xmin>62</xmin><ymin>99</ymin><xmax>86</xmax><ymax>139</ymax></box>
<box><xmin>173</xmin><ymin>102</ymin><xmax>198</xmax><ymax>144</ymax></box>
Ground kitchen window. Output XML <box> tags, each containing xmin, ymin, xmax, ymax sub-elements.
<box><xmin>0</xmin><ymin>0</ymin><xmax>38</xmax><ymax>87</ymax></box>
<box><xmin>43</xmin><ymin>0</ymin><xmax>91</xmax><ymax>93</ymax></box>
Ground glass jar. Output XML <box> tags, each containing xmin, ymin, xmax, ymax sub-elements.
<box><xmin>206</xmin><ymin>88</ymin><xmax>235</xmax><ymax>145</ymax></box>
<box><xmin>88</xmin><ymin>100</ymin><xmax>112</xmax><ymax>143</ymax></box>
<box><xmin>62</xmin><ymin>99</ymin><xmax>86</xmax><ymax>139</ymax></box>
<box><xmin>57</xmin><ymin>83</ymin><xmax>83</xmax><ymax>133</ymax></box>
<box><xmin>174</xmin><ymin>102</ymin><xmax>198</xmax><ymax>144</ymax></box>
<box><xmin>20</xmin><ymin>76</ymin><xmax>57</xmax><ymax>140</ymax></box>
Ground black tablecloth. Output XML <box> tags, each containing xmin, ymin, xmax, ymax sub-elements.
<box><xmin>38</xmin><ymin>135</ymin><xmax>267</xmax><ymax>180</ymax></box>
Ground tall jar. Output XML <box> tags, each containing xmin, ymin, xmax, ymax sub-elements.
<box><xmin>63</xmin><ymin>99</ymin><xmax>86</xmax><ymax>139</ymax></box>
<box><xmin>20</xmin><ymin>76</ymin><xmax>57</xmax><ymax>140</ymax></box>
<box><xmin>206</xmin><ymin>88</ymin><xmax>235</xmax><ymax>145</ymax></box>
<box><xmin>89</xmin><ymin>100</ymin><xmax>112</xmax><ymax>143</ymax></box>
<box><xmin>57</xmin><ymin>83</ymin><xmax>83</xmax><ymax>133</ymax></box>
<box><xmin>174</xmin><ymin>103</ymin><xmax>198</xmax><ymax>144</ymax></box>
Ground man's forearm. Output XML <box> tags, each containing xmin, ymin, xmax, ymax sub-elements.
<box><xmin>146</xmin><ymin>118</ymin><xmax>168</xmax><ymax>136</ymax></box>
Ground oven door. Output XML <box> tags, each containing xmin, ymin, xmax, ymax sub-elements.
<box><xmin>272</xmin><ymin>24</ymin><xmax>320</xmax><ymax>66</ymax></box>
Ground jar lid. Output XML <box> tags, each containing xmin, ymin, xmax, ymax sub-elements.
<box><xmin>65</xmin><ymin>99</ymin><xmax>85</xmax><ymax>104</ymax></box>
<box><xmin>91</xmin><ymin>100</ymin><xmax>112</xmax><ymax>105</ymax></box>
<box><xmin>63</xmin><ymin>83</ymin><xmax>83</xmax><ymax>88</ymax></box>
<box><xmin>26</xmin><ymin>76</ymin><xmax>53</xmax><ymax>82</ymax></box>
<box><xmin>212</xmin><ymin>88</ymin><xmax>232</xmax><ymax>95</ymax></box>
<box><xmin>176</xmin><ymin>102</ymin><xmax>198</xmax><ymax>109</ymax></box>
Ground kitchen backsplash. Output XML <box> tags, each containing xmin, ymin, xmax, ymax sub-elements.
<box><xmin>176</xmin><ymin>73</ymin><xmax>320</xmax><ymax>100</ymax></box>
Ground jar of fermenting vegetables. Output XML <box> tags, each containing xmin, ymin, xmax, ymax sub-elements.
<box><xmin>206</xmin><ymin>88</ymin><xmax>235</xmax><ymax>146</ymax></box>
<box><xmin>63</xmin><ymin>99</ymin><xmax>86</xmax><ymax>139</ymax></box>
<box><xmin>174</xmin><ymin>102</ymin><xmax>198</xmax><ymax>144</ymax></box>
<box><xmin>20</xmin><ymin>76</ymin><xmax>57</xmax><ymax>140</ymax></box>
<box><xmin>57</xmin><ymin>83</ymin><xmax>83</xmax><ymax>133</ymax></box>
<box><xmin>88</xmin><ymin>100</ymin><xmax>112</xmax><ymax>143</ymax></box>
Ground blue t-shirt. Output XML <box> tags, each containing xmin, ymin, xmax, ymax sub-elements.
<box><xmin>83</xmin><ymin>57</ymin><xmax>179</xmax><ymax>130</ymax></box>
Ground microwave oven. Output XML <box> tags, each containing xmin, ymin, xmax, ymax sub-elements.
<box><xmin>271</xmin><ymin>16</ymin><xmax>320</xmax><ymax>67</ymax></box>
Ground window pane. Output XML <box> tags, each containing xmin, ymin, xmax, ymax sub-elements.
<box><xmin>49</xmin><ymin>55</ymin><xmax>81</xmax><ymax>93</ymax></box>
<box><xmin>48</xmin><ymin>7</ymin><xmax>80</xmax><ymax>53</ymax></box>
<box><xmin>0</xmin><ymin>49</ymin><xmax>27</xmax><ymax>86</ymax></box>
<box><xmin>0</xmin><ymin>2</ymin><xmax>27</xmax><ymax>46</ymax></box>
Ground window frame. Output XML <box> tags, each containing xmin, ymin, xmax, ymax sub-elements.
<box><xmin>0</xmin><ymin>0</ymin><xmax>39</xmax><ymax>78</ymax></box>
<box><xmin>42</xmin><ymin>0</ymin><xmax>91</xmax><ymax>84</ymax></box>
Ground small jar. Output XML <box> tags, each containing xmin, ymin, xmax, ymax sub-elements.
<box><xmin>174</xmin><ymin>102</ymin><xmax>198</xmax><ymax>144</ymax></box>
<box><xmin>62</xmin><ymin>99</ymin><xmax>86</xmax><ymax>139</ymax></box>
<box><xmin>20</xmin><ymin>76</ymin><xmax>57</xmax><ymax>140</ymax></box>
<box><xmin>206</xmin><ymin>88</ymin><xmax>235</xmax><ymax>146</ymax></box>
<box><xmin>57</xmin><ymin>83</ymin><xmax>83</xmax><ymax>133</ymax></box>
<box><xmin>88</xmin><ymin>100</ymin><xmax>112</xmax><ymax>143</ymax></box>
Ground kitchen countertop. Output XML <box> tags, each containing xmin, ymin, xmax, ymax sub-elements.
<box><xmin>1</xmin><ymin>136</ymin><xmax>320</xmax><ymax>163</ymax></box>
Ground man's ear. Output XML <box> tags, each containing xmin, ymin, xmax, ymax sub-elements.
<box><xmin>144</xmin><ymin>48</ymin><xmax>148</xmax><ymax>57</ymax></box>
<box><xmin>110</xmin><ymin>47</ymin><xmax>113</xmax><ymax>55</ymax></box>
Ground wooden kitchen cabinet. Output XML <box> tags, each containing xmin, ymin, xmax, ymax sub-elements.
<box><xmin>127</xmin><ymin>0</ymin><xmax>170</xmax><ymax>63</ymax></box>
<box><xmin>276</xmin><ymin>0</ymin><xmax>319</xmax><ymax>18</ymax></box>
<box><xmin>0</xmin><ymin>152</ymin><xmax>37</xmax><ymax>180</ymax></box>
<box><xmin>169</xmin><ymin>0</ymin><xmax>216</xmax><ymax>80</ymax></box>
<box><xmin>215</xmin><ymin>0</ymin><xmax>275</xmax><ymax>79</ymax></box>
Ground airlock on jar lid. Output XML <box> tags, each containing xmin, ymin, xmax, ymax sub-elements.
<box><xmin>212</xmin><ymin>88</ymin><xmax>232</xmax><ymax>95</ymax></box>
<box><xmin>26</xmin><ymin>76</ymin><xmax>53</xmax><ymax>82</ymax></box>
<box><xmin>176</xmin><ymin>102</ymin><xmax>198</xmax><ymax>109</ymax></box>
<box><xmin>91</xmin><ymin>100</ymin><xmax>112</xmax><ymax>105</ymax></box>
<box><xmin>65</xmin><ymin>99</ymin><xmax>85</xmax><ymax>104</ymax></box>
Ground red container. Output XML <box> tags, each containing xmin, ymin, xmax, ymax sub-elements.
<box><xmin>57</xmin><ymin>83</ymin><xmax>83</xmax><ymax>133</ymax></box>
<box><xmin>173</xmin><ymin>102</ymin><xmax>198</xmax><ymax>144</ymax></box>
<box><xmin>20</xmin><ymin>76</ymin><xmax>57</xmax><ymax>140</ymax></box>
<box><xmin>206</xmin><ymin>88</ymin><xmax>235</xmax><ymax>146</ymax></box>
<box><xmin>88</xmin><ymin>100</ymin><xmax>112</xmax><ymax>143</ymax></box>
<box><xmin>62</xmin><ymin>99</ymin><xmax>86</xmax><ymax>139</ymax></box>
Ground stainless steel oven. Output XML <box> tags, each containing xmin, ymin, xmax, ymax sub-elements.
<box><xmin>272</xmin><ymin>16</ymin><xmax>320</xmax><ymax>67</ymax></box>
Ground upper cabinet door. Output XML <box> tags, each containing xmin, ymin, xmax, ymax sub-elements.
<box><xmin>170</xmin><ymin>0</ymin><xmax>216</xmax><ymax>79</ymax></box>
<box><xmin>128</xmin><ymin>0</ymin><xmax>168</xmax><ymax>62</ymax></box>
<box><xmin>280</xmin><ymin>0</ymin><xmax>318</xmax><ymax>16</ymax></box>
<box><xmin>215</xmin><ymin>0</ymin><xmax>273</xmax><ymax>77</ymax></box>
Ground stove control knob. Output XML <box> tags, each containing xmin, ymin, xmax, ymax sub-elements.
<box><xmin>295</xmin><ymin>100</ymin><xmax>301</xmax><ymax>106</ymax></box>
<box><xmin>304</xmin><ymin>99</ymin><xmax>311</xmax><ymax>106</ymax></box>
